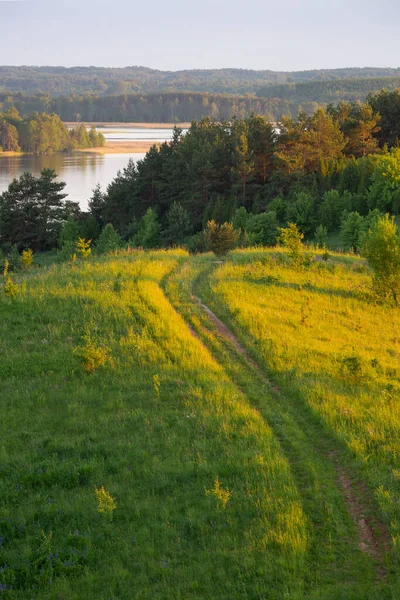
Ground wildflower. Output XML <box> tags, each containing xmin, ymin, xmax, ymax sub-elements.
<box><xmin>94</xmin><ymin>485</ymin><xmax>117</xmax><ymax>515</ymax></box>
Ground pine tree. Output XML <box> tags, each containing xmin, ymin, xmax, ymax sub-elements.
<box><xmin>96</xmin><ymin>224</ymin><xmax>122</xmax><ymax>254</ymax></box>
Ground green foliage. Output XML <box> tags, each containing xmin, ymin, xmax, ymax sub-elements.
<box><xmin>246</xmin><ymin>211</ymin><xmax>279</xmax><ymax>246</ymax></box>
<box><xmin>204</xmin><ymin>220</ymin><xmax>240</xmax><ymax>256</ymax></box>
<box><xmin>0</xmin><ymin>169</ymin><xmax>68</xmax><ymax>252</ymax></box>
<box><xmin>314</xmin><ymin>224</ymin><xmax>328</xmax><ymax>248</ymax></box>
<box><xmin>361</xmin><ymin>213</ymin><xmax>400</xmax><ymax>304</ymax></box>
<box><xmin>59</xmin><ymin>216</ymin><xmax>80</xmax><ymax>248</ymax></box>
<box><xmin>367</xmin><ymin>149</ymin><xmax>400</xmax><ymax>212</ymax></box>
<box><xmin>79</xmin><ymin>214</ymin><xmax>101</xmax><ymax>242</ymax></box>
<box><xmin>96</xmin><ymin>223</ymin><xmax>122</xmax><ymax>255</ymax></box>
<box><xmin>319</xmin><ymin>190</ymin><xmax>353</xmax><ymax>232</ymax></box>
<box><xmin>88</xmin><ymin>184</ymin><xmax>106</xmax><ymax>225</ymax></box>
<box><xmin>232</xmin><ymin>206</ymin><xmax>249</xmax><ymax>231</ymax></box>
<box><xmin>0</xmin><ymin>108</ymin><xmax>104</xmax><ymax>154</ymax></box>
<box><xmin>340</xmin><ymin>211</ymin><xmax>366</xmax><ymax>251</ymax></box>
<box><xmin>278</xmin><ymin>223</ymin><xmax>304</xmax><ymax>267</ymax></box>
<box><xmin>286</xmin><ymin>191</ymin><xmax>316</xmax><ymax>234</ymax></box>
<box><xmin>163</xmin><ymin>201</ymin><xmax>193</xmax><ymax>246</ymax></box>
<box><xmin>133</xmin><ymin>208</ymin><xmax>161</xmax><ymax>249</ymax></box>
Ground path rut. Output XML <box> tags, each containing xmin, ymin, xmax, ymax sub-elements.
<box><xmin>194</xmin><ymin>293</ymin><xmax>391</xmax><ymax>577</ymax></box>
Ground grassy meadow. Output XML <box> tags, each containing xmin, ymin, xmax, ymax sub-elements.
<box><xmin>1</xmin><ymin>247</ymin><xmax>399</xmax><ymax>598</ymax></box>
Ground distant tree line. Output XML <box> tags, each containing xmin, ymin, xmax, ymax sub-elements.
<box><xmin>1</xmin><ymin>65</ymin><xmax>400</xmax><ymax>96</ymax></box>
<box><xmin>0</xmin><ymin>108</ymin><xmax>105</xmax><ymax>153</ymax></box>
<box><xmin>257</xmin><ymin>77</ymin><xmax>400</xmax><ymax>104</ymax></box>
<box><xmin>2</xmin><ymin>97</ymin><xmax>400</xmax><ymax>258</ymax></box>
<box><xmin>2</xmin><ymin>86</ymin><xmax>400</xmax><ymax>125</ymax></box>
<box><xmin>0</xmin><ymin>92</ymin><xmax>287</xmax><ymax>122</ymax></box>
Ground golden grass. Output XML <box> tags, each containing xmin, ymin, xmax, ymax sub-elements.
<box><xmin>208</xmin><ymin>248</ymin><xmax>400</xmax><ymax>560</ymax></box>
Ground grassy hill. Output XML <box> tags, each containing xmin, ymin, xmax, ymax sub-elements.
<box><xmin>1</xmin><ymin>248</ymin><xmax>399</xmax><ymax>598</ymax></box>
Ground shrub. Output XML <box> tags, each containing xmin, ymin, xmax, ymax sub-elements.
<box><xmin>76</xmin><ymin>238</ymin><xmax>92</xmax><ymax>259</ymax></box>
<box><xmin>94</xmin><ymin>485</ymin><xmax>117</xmax><ymax>515</ymax></box>
<box><xmin>4</xmin><ymin>277</ymin><xmax>19</xmax><ymax>299</ymax></box>
<box><xmin>278</xmin><ymin>223</ymin><xmax>304</xmax><ymax>268</ymax></box>
<box><xmin>96</xmin><ymin>223</ymin><xmax>122</xmax><ymax>255</ymax></box>
<box><xmin>74</xmin><ymin>335</ymin><xmax>108</xmax><ymax>373</ymax></box>
<box><xmin>339</xmin><ymin>211</ymin><xmax>365</xmax><ymax>252</ymax></box>
<box><xmin>361</xmin><ymin>213</ymin><xmax>400</xmax><ymax>304</ymax></box>
<box><xmin>20</xmin><ymin>248</ymin><xmax>33</xmax><ymax>270</ymax></box>
<box><xmin>204</xmin><ymin>220</ymin><xmax>239</xmax><ymax>256</ymax></box>
<box><xmin>246</xmin><ymin>211</ymin><xmax>279</xmax><ymax>246</ymax></box>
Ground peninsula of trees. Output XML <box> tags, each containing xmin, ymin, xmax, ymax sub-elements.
<box><xmin>2</xmin><ymin>93</ymin><xmax>400</xmax><ymax>256</ymax></box>
<box><xmin>0</xmin><ymin>109</ymin><xmax>105</xmax><ymax>154</ymax></box>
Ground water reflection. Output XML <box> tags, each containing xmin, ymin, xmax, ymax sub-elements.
<box><xmin>0</xmin><ymin>152</ymin><xmax>145</xmax><ymax>210</ymax></box>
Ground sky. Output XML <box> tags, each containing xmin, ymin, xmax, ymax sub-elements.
<box><xmin>0</xmin><ymin>0</ymin><xmax>399</xmax><ymax>71</ymax></box>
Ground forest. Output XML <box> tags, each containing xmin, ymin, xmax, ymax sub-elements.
<box><xmin>1</xmin><ymin>65</ymin><xmax>400</xmax><ymax>95</ymax></box>
<box><xmin>2</xmin><ymin>82</ymin><xmax>400</xmax><ymax>124</ymax></box>
<box><xmin>1</xmin><ymin>92</ymin><xmax>400</xmax><ymax>257</ymax></box>
<box><xmin>257</xmin><ymin>76</ymin><xmax>400</xmax><ymax>104</ymax></box>
<box><xmin>0</xmin><ymin>109</ymin><xmax>104</xmax><ymax>153</ymax></box>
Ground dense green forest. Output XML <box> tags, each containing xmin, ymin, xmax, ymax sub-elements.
<box><xmin>2</xmin><ymin>84</ymin><xmax>400</xmax><ymax>124</ymax></box>
<box><xmin>0</xmin><ymin>92</ymin><xmax>286</xmax><ymax>122</ymax></box>
<box><xmin>2</xmin><ymin>94</ymin><xmax>400</xmax><ymax>257</ymax></box>
<box><xmin>0</xmin><ymin>109</ymin><xmax>104</xmax><ymax>153</ymax></box>
<box><xmin>2</xmin><ymin>65</ymin><xmax>400</xmax><ymax>95</ymax></box>
<box><xmin>257</xmin><ymin>76</ymin><xmax>400</xmax><ymax>104</ymax></box>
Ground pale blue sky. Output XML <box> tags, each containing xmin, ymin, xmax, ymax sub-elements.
<box><xmin>1</xmin><ymin>0</ymin><xmax>399</xmax><ymax>71</ymax></box>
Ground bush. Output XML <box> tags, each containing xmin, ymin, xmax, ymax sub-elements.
<box><xmin>96</xmin><ymin>224</ymin><xmax>122</xmax><ymax>255</ymax></box>
<box><xmin>246</xmin><ymin>211</ymin><xmax>279</xmax><ymax>246</ymax></box>
<box><xmin>361</xmin><ymin>214</ymin><xmax>400</xmax><ymax>304</ymax></box>
<box><xmin>204</xmin><ymin>220</ymin><xmax>239</xmax><ymax>257</ymax></box>
<box><xmin>20</xmin><ymin>249</ymin><xmax>33</xmax><ymax>270</ymax></box>
<box><xmin>314</xmin><ymin>225</ymin><xmax>328</xmax><ymax>248</ymax></box>
<box><xmin>76</xmin><ymin>238</ymin><xmax>92</xmax><ymax>259</ymax></box>
<box><xmin>339</xmin><ymin>211</ymin><xmax>365</xmax><ymax>252</ymax></box>
<box><xmin>278</xmin><ymin>223</ymin><xmax>304</xmax><ymax>268</ymax></box>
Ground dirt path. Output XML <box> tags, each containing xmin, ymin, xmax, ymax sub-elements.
<box><xmin>194</xmin><ymin>293</ymin><xmax>391</xmax><ymax>577</ymax></box>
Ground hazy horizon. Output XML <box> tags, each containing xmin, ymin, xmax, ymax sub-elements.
<box><xmin>1</xmin><ymin>0</ymin><xmax>399</xmax><ymax>72</ymax></box>
<box><xmin>0</xmin><ymin>64</ymin><xmax>399</xmax><ymax>73</ymax></box>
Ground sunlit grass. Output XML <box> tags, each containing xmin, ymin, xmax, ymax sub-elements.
<box><xmin>0</xmin><ymin>249</ymin><xmax>308</xmax><ymax>599</ymax></box>
<box><xmin>206</xmin><ymin>247</ymin><xmax>400</xmax><ymax>574</ymax></box>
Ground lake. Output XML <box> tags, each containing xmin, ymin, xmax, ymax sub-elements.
<box><xmin>0</xmin><ymin>126</ymin><xmax>183</xmax><ymax>210</ymax></box>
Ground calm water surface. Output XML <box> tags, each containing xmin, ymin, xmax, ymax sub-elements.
<box><xmin>0</xmin><ymin>152</ymin><xmax>145</xmax><ymax>210</ymax></box>
<box><xmin>0</xmin><ymin>127</ymin><xmax>185</xmax><ymax>210</ymax></box>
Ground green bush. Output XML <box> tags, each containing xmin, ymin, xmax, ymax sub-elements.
<box><xmin>362</xmin><ymin>213</ymin><xmax>400</xmax><ymax>304</ymax></box>
<box><xmin>204</xmin><ymin>220</ymin><xmax>239</xmax><ymax>256</ymax></box>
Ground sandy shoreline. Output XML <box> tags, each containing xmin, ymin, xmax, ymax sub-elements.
<box><xmin>74</xmin><ymin>141</ymin><xmax>161</xmax><ymax>154</ymax></box>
